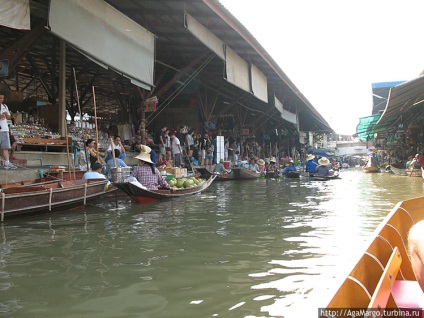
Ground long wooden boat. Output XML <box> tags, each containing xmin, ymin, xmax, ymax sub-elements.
<box><xmin>363</xmin><ymin>166</ymin><xmax>380</xmax><ymax>173</ymax></box>
<box><xmin>390</xmin><ymin>164</ymin><xmax>421</xmax><ymax>177</ymax></box>
<box><xmin>285</xmin><ymin>171</ymin><xmax>300</xmax><ymax>179</ymax></box>
<box><xmin>194</xmin><ymin>166</ymin><xmax>213</xmax><ymax>178</ymax></box>
<box><xmin>113</xmin><ymin>175</ymin><xmax>216</xmax><ymax>203</ymax></box>
<box><xmin>321</xmin><ymin>196</ymin><xmax>424</xmax><ymax>317</ymax></box>
<box><xmin>265</xmin><ymin>171</ymin><xmax>281</xmax><ymax>179</ymax></box>
<box><xmin>311</xmin><ymin>171</ymin><xmax>340</xmax><ymax>181</ymax></box>
<box><xmin>192</xmin><ymin>166</ymin><xmax>235</xmax><ymax>181</ymax></box>
<box><xmin>0</xmin><ymin>178</ymin><xmax>108</xmax><ymax>221</ymax></box>
<box><xmin>231</xmin><ymin>167</ymin><xmax>261</xmax><ymax>180</ymax></box>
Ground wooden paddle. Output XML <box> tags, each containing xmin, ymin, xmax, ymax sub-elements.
<box><xmin>109</xmin><ymin>137</ymin><xmax>116</xmax><ymax>168</ymax></box>
<box><xmin>92</xmin><ymin>86</ymin><xmax>100</xmax><ymax>163</ymax></box>
<box><xmin>73</xmin><ymin>67</ymin><xmax>89</xmax><ymax>171</ymax></box>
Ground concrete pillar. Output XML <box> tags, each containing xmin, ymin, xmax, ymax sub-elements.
<box><xmin>309</xmin><ymin>132</ymin><xmax>314</xmax><ymax>146</ymax></box>
<box><xmin>58</xmin><ymin>40</ymin><xmax>66</xmax><ymax>137</ymax></box>
<box><xmin>323</xmin><ymin>134</ymin><xmax>328</xmax><ymax>148</ymax></box>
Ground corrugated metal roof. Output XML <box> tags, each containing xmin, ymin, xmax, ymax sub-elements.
<box><xmin>371</xmin><ymin>81</ymin><xmax>405</xmax><ymax>89</ymax></box>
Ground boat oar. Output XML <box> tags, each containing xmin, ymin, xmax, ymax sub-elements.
<box><xmin>73</xmin><ymin>67</ymin><xmax>88</xmax><ymax>172</ymax></box>
<box><xmin>92</xmin><ymin>86</ymin><xmax>100</xmax><ymax>163</ymax></box>
<box><xmin>184</xmin><ymin>150</ymin><xmax>196</xmax><ymax>175</ymax></box>
<box><xmin>109</xmin><ymin>137</ymin><xmax>116</xmax><ymax>168</ymax></box>
<box><xmin>64</xmin><ymin>119</ymin><xmax>74</xmax><ymax>180</ymax></box>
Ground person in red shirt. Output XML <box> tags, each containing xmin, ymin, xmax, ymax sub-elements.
<box><xmin>417</xmin><ymin>153</ymin><xmax>424</xmax><ymax>168</ymax></box>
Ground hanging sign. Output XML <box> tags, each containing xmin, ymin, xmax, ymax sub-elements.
<box><xmin>143</xmin><ymin>96</ymin><xmax>158</xmax><ymax>112</ymax></box>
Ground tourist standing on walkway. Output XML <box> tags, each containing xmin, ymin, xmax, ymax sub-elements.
<box><xmin>0</xmin><ymin>94</ymin><xmax>16</xmax><ymax>169</ymax></box>
<box><xmin>157</xmin><ymin>125</ymin><xmax>167</xmax><ymax>162</ymax></box>
<box><xmin>175</xmin><ymin>126</ymin><xmax>185</xmax><ymax>149</ymax></box>
<box><xmin>170</xmin><ymin>131</ymin><xmax>183</xmax><ymax>167</ymax></box>
<box><xmin>200</xmin><ymin>133</ymin><xmax>211</xmax><ymax>166</ymax></box>
<box><xmin>186</xmin><ymin>129</ymin><xmax>195</xmax><ymax>158</ymax></box>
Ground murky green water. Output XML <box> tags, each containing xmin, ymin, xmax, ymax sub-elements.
<box><xmin>1</xmin><ymin>169</ymin><xmax>423</xmax><ymax>318</ymax></box>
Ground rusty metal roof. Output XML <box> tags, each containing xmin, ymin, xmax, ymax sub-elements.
<box><xmin>0</xmin><ymin>0</ymin><xmax>333</xmax><ymax>133</ymax></box>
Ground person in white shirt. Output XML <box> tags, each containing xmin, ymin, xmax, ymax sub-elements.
<box><xmin>169</xmin><ymin>131</ymin><xmax>183</xmax><ymax>167</ymax></box>
<box><xmin>0</xmin><ymin>94</ymin><xmax>16</xmax><ymax>169</ymax></box>
<box><xmin>82</xmin><ymin>162</ymin><xmax>110</xmax><ymax>186</ymax></box>
<box><xmin>105</xmin><ymin>135</ymin><xmax>126</xmax><ymax>162</ymax></box>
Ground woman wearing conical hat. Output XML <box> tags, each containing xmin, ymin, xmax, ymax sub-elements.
<box><xmin>315</xmin><ymin>157</ymin><xmax>332</xmax><ymax>177</ymax></box>
<box><xmin>266</xmin><ymin>157</ymin><xmax>280</xmax><ymax>177</ymax></box>
<box><xmin>131</xmin><ymin>151</ymin><xmax>170</xmax><ymax>190</ymax></box>
<box><xmin>305</xmin><ymin>154</ymin><xmax>318</xmax><ymax>173</ymax></box>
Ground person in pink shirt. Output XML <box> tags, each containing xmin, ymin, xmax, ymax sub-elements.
<box><xmin>131</xmin><ymin>151</ymin><xmax>170</xmax><ymax>190</ymax></box>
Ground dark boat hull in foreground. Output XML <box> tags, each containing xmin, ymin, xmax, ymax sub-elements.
<box><xmin>0</xmin><ymin>178</ymin><xmax>108</xmax><ymax>221</ymax></box>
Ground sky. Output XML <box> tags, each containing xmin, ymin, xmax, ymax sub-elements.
<box><xmin>219</xmin><ymin>0</ymin><xmax>424</xmax><ymax>135</ymax></box>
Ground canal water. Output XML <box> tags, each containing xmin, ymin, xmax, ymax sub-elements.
<box><xmin>1</xmin><ymin>169</ymin><xmax>423</xmax><ymax>318</ymax></box>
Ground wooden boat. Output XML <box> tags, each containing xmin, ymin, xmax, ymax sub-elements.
<box><xmin>363</xmin><ymin>166</ymin><xmax>380</xmax><ymax>173</ymax></box>
<box><xmin>189</xmin><ymin>166</ymin><xmax>235</xmax><ymax>181</ymax></box>
<box><xmin>113</xmin><ymin>175</ymin><xmax>216</xmax><ymax>203</ymax></box>
<box><xmin>312</xmin><ymin>171</ymin><xmax>340</xmax><ymax>181</ymax></box>
<box><xmin>390</xmin><ymin>164</ymin><xmax>421</xmax><ymax>177</ymax></box>
<box><xmin>321</xmin><ymin>196</ymin><xmax>424</xmax><ymax>317</ymax></box>
<box><xmin>285</xmin><ymin>171</ymin><xmax>300</xmax><ymax>179</ymax></box>
<box><xmin>0</xmin><ymin>178</ymin><xmax>108</xmax><ymax>221</ymax></box>
<box><xmin>231</xmin><ymin>167</ymin><xmax>261</xmax><ymax>180</ymax></box>
<box><xmin>164</xmin><ymin>171</ymin><xmax>201</xmax><ymax>180</ymax></box>
<box><xmin>194</xmin><ymin>166</ymin><xmax>213</xmax><ymax>178</ymax></box>
<box><xmin>265</xmin><ymin>171</ymin><xmax>281</xmax><ymax>179</ymax></box>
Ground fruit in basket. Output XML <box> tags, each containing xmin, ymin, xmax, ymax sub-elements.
<box><xmin>176</xmin><ymin>179</ymin><xmax>185</xmax><ymax>188</ymax></box>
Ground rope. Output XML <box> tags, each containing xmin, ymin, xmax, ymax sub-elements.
<box><xmin>146</xmin><ymin>54</ymin><xmax>215</xmax><ymax>123</ymax></box>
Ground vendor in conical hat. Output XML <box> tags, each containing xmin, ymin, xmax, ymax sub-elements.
<box><xmin>315</xmin><ymin>157</ymin><xmax>332</xmax><ymax>176</ymax></box>
<box><xmin>140</xmin><ymin>144</ymin><xmax>157</xmax><ymax>167</ymax></box>
<box><xmin>305</xmin><ymin>154</ymin><xmax>318</xmax><ymax>173</ymax></box>
<box><xmin>131</xmin><ymin>151</ymin><xmax>170</xmax><ymax>190</ymax></box>
<box><xmin>266</xmin><ymin>157</ymin><xmax>280</xmax><ymax>176</ymax></box>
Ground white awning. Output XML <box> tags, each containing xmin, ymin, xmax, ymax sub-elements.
<box><xmin>224</xmin><ymin>45</ymin><xmax>250</xmax><ymax>93</ymax></box>
<box><xmin>184</xmin><ymin>13</ymin><xmax>225</xmax><ymax>60</ymax></box>
<box><xmin>49</xmin><ymin>0</ymin><xmax>155</xmax><ymax>89</ymax></box>
<box><xmin>275</xmin><ymin>96</ymin><xmax>297</xmax><ymax>124</ymax></box>
<box><xmin>251</xmin><ymin>64</ymin><xmax>268</xmax><ymax>103</ymax></box>
<box><xmin>0</xmin><ymin>0</ymin><xmax>30</xmax><ymax>30</ymax></box>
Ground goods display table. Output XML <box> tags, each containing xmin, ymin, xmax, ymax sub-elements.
<box><xmin>17</xmin><ymin>138</ymin><xmax>73</xmax><ymax>152</ymax></box>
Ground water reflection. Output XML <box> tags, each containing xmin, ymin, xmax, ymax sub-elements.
<box><xmin>0</xmin><ymin>170</ymin><xmax>423</xmax><ymax>317</ymax></box>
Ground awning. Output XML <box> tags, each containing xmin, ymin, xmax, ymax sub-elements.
<box><xmin>356</xmin><ymin>113</ymin><xmax>381</xmax><ymax>142</ymax></box>
<box><xmin>376</xmin><ymin>75</ymin><xmax>424</xmax><ymax>130</ymax></box>
<box><xmin>49</xmin><ymin>0</ymin><xmax>155</xmax><ymax>90</ymax></box>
